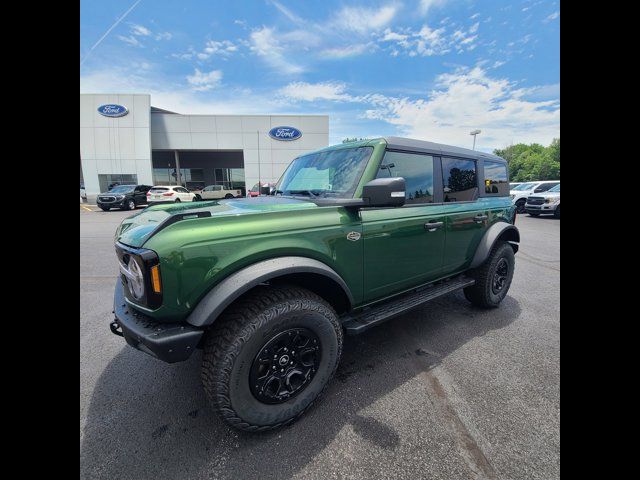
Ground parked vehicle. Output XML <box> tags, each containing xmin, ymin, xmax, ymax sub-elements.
<box><xmin>146</xmin><ymin>185</ymin><xmax>197</xmax><ymax>204</ymax></box>
<box><xmin>509</xmin><ymin>182</ymin><xmax>523</xmax><ymax>189</ymax></box>
<box><xmin>191</xmin><ymin>185</ymin><xmax>243</xmax><ymax>201</ymax></box>
<box><xmin>110</xmin><ymin>137</ymin><xmax>519</xmax><ymax>432</ymax></box>
<box><xmin>97</xmin><ymin>184</ymin><xmax>152</xmax><ymax>211</ymax></box>
<box><xmin>525</xmin><ymin>183</ymin><xmax>560</xmax><ymax>218</ymax></box>
<box><xmin>80</xmin><ymin>183</ymin><xmax>87</xmax><ymax>201</ymax></box>
<box><xmin>510</xmin><ymin>180</ymin><xmax>560</xmax><ymax>213</ymax></box>
<box><xmin>248</xmin><ymin>182</ymin><xmax>276</xmax><ymax>197</ymax></box>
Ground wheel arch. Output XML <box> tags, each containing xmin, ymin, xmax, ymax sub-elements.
<box><xmin>186</xmin><ymin>256</ymin><xmax>354</xmax><ymax>327</ymax></box>
<box><xmin>469</xmin><ymin>222</ymin><xmax>520</xmax><ymax>269</ymax></box>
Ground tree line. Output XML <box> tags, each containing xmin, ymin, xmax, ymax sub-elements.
<box><xmin>494</xmin><ymin>138</ymin><xmax>559</xmax><ymax>182</ymax></box>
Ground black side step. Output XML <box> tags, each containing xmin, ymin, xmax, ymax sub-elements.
<box><xmin>341</xmin><ymin>276</ymin><xmax>475</xmax><ymax>335</ymax></box>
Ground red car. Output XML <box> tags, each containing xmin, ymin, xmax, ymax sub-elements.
<box><xmin>248</xmin><ymin>182</ymin><xmax>275</xmax><ymax>197</ymax></box>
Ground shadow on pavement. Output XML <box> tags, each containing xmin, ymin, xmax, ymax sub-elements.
<box><xmin>80</xmin><ymin>291</ymin><xmax>520</xmax><ymax>480</ymax></box>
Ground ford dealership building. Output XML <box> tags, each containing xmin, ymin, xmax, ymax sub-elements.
<box><xmin>80</xmin><ymin>93</ymin><xmax>329</xmax><ymax>197</ymax></box>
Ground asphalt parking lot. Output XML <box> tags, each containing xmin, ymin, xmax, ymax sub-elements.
<box><xmin>80</xmin><ymin>206</ymin><xmax>559</xmax><ymax>480</ymax></box>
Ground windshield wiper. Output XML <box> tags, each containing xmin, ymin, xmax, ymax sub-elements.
<box><xmin>286</xmin><ymin>190</ymin><xmax>319</xmax><ymax>197</ymax></box>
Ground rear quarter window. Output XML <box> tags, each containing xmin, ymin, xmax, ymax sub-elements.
<box><xmin>484</xmin><ymin>160</ymin><xmax>509</xmax><ymax>196</ymax></box>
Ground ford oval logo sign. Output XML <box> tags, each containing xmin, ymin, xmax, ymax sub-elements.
<box><xmin>269</xmin><ymin>126</ymin><xmax>302</xmax><ymax>141</ymax></box>
<box><xmin>97</xmin><ymin>104</ymin><xmax>129</xmax><ymax>117</ymax></box>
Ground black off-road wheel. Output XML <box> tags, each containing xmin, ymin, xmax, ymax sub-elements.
<box><xmin>201</xmin><ymin>285</ymin><xmax>343</xmax><ymax>432</ymax></box>
<box><xmin>464</xmin><ymin>241</ymin><xmax>515</xmax><ymax>308</ymax></box>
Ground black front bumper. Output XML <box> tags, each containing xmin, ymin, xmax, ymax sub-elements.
<box><xmin>111</xmin><ymin>280</ymin><xmax>203</xmax><ymax>363</ymax></box>
<box><xmin>98</xmin><ymin>200</ymin><xmax>126</xmax><ymax>209</ymax></box>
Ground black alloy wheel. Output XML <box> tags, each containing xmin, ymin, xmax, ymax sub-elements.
<box><xmin>249</xmin><ymin>328</ymin><xmax>321</xmax><ymax>404</ymax></box>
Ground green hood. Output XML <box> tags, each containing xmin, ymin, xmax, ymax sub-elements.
<box><xmin>116</xmin><ymin>197</ymin><xmax>318</xmax><ymax>248</ymax></box>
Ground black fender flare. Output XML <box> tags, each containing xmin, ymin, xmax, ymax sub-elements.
<box><xmin>186</xmin><ymin>256</ymin><xmax>354</xmax><ymax>327</ymax></box>
<box><xmin>469</xmin><ymin>222</ymin><xmax>520</xmax><ymax>269</ymax></box>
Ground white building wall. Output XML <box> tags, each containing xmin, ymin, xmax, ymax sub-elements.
<box><xmin>150</xmin><ymin>113</ymin><xmax>329</xmax><ymax>190</ymax></box>
<box><xmin>80</xmin><ymin>94</ymin><xmax>152</xmax><ymax>195</ymax></box>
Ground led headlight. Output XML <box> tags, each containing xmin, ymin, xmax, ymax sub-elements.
<box><xmin>545</xmin><ymin>197</ymin><xmax>559</xmax><ymax>204</ymax></box>
<box><xmin>115</xmin><ymin>195</ymin><xmax>125</xmax><ymax>200</ymax></box>
<box><xmin>127</xmin><ymin>257</ymin><xmax>145</xmax><ymax>299</ymax></box>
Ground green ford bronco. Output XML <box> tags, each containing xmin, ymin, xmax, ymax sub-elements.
<box><xmin>110</xmin><ymin>137</ymin><xmax>519</xmax><ymax>431</ymax></box>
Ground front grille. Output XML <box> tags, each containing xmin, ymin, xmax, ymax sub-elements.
<box><xmin>527</xmin><ymin>197</ymin><xmax>544</xmax><ymax>205</ymax></box>
<box><xmin>99</xmin><ymin>196</ymin><xmax>116</xmax><ymax>203</ymax></box>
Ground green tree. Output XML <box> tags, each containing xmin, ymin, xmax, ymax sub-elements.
<box><xmin>494</xmin><ymin>138</ymin><xmax>559</xmax><ymax>181</ymax></box>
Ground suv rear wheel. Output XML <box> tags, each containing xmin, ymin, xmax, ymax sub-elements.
<box><xmin>464</xmin><ymin>241</ymin><xmax>515</xmax><ymax>308</ymax></box>
<box><xmin>201</xmin><ymin>285</ymin><xmax>343</xmax><ymax>431</ymax></box>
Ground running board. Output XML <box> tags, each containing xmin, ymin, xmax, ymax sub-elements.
<box><xmin>341</xmin><ymin>276</ymin><xmax>475</xmax><ymax>335</ymax></box>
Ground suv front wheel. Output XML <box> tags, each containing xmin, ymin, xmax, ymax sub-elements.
<box><xmin>464</xmin><ymin>241</ymin><xmax>515</xmax><ymax>308</ymax></box>
<box><xmin>201</xmin><ymin>285</ymin><xmax>343</xmax><ymax>431</ymax></box>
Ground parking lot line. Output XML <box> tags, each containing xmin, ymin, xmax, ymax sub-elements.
<box><xmin>80</xmin><ymin>205</ymin><xmax>93</xmax><ymax>212</ymax></box>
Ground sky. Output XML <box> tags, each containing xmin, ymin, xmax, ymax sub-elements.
<box><xmin>79</xmin><ymin>0</ymin><xmax>560</xmax><ymax>152</ymax></box>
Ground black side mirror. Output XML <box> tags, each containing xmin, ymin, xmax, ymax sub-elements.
<box><xmin>362</xmin><ymin>177</ymin><xmax>406</xmax><ymax>207</ymax></box>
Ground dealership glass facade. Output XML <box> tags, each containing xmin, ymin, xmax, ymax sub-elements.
<box><xmin>152</xmin><ymin>167</ymin><xmax>245</xmax><ymax>191</ymax></box>
<box><xmin>98</xmin><ymin>174</ymin><xmax>139</xmax><ymax>193</ymax></box>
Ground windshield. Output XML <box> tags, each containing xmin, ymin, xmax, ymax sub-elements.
<box><xmin>277</xmin><ymin>146</ymin><xmax>373</xmax><ymax>198</ymax></box>
<box><xmin>512</xmin><ymin>182</ymin><xmax>535</xmax><ymax>191</ymax></box>
<box><xmin>548</xmin><ymin>184</ymin><xmax>560</xmax><ymax>192</ymax></box>
<box><xmin>108</xmin><ymin>185</ymin><xmax>135</xmax><ymax>193</ymax></box>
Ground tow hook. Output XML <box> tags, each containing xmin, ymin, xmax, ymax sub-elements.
<box><xmin>110</xmin><ymin>320</ymin><xmax>124</xmax><ymax>337</ymax></box>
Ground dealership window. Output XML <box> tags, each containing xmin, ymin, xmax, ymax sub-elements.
<box><xmin>376</xmin><ymin>151</ymin><xmax>434</xmax><ymax>204</ymax></box>
<box><xmin>483</xmin><ymin>160</ymin><xmax>509</xmax><ymax>195</ymax></box>
<box><xmin>153</xmin><ymin>168</ymin><xmax>205</xmax><ymax>190</ymax></box>
<box><xmin>441</xmin><ymin>158</ymin><xmax>477</xmax><ymax>202</ymax></box>
<box><xmin>98</xmin><ymin>174</ymin><xmax>138</xmax><ymax>193</ymax></box>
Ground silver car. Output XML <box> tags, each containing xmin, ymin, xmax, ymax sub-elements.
<box><xmin>525</xmin><ymin>184</ymin><xmax>560</xmax><ymax>218</ymax></box>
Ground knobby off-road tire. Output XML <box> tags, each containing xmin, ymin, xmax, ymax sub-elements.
<box><xmin>201</xmin><ymin>285</ymin><xmax>343</xmax><ymax>432</ymax></box>
<box><xmin>464</xmin><ymin>241</ymin><xmax>515</xmax><ymax>308</ymax></box>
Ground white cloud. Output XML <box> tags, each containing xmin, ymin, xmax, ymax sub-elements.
<box><xmin>130</xmin><ymin>24</ymin><xmax>151</xmax><ymax>36</ymax></box>
<box><xmin>186</xmin><ymin>68</ymin><xmax>223</xmax><ymax>91</ymax></box>
<box><xmin>544</xmin><ymin>11</ymin><xmax>559</xmax><ymax>22</ymax></box>
<box><xmin>469</xmin><ymin>22</ymin><xmax>479</xmax><ymax>33</ymax></box>
<box><xmin>320</xmin><ymin>43</ymin><xmax>372</xmax><ymax>59</ymax></box>
<box><xmin>117</xmin><ymin>35</ymin><xmax>142</xmax><ymax>47</ymax></box>
<box><xmin>198</xmin><ymin>40</ymin><xmax>238</xmax><ymax>60</ymax></box>
<box><xmin>333</xmin><ymin>4</ymin><xmax>398</xmax><ymax>34</ymax></box>
<box><xmin>381</xmin><ymin>29</ymin><xmax>408</xmax><ymax>42</ymax></box>
<box><xmin>280</xmin><ymin>81</ymin><xmax>354</xmax><ymax>102</ymax></box>
<box><xmin>470</xmin><ymin>13</ymin><xmax>480</xmax><ymax>20</ymax></box>
<box><xmin>271</xmin><ymin>0</ymin><xmax>305</xmax><ymax>25</ymax></box>
<box><xmin>419</xmin><ymin>0</ymin><xmax>447</xmax><ymax>16</ymax></box>
<box><xmin>249</xmin><ymin>27</ymin><xmax>304</xmax><ymax>74</ymax></box>
<box><xmin>363</xmin><ymin>67</ymin><xmax>559</xmax><ymax>148</ymax></box>
<box><xmin>155</xmin><ymin>32</ymin><xmax>172</xmax><ymax>41</ymax></box>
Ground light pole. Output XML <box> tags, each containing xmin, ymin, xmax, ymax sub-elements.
<box><xmin>470</xmin><ymin>129</ymin><xmax>481</xmax><ymax>150</ymax></box>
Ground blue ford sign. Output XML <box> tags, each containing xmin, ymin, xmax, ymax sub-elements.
<box><xmin>268</xmin><ymin>126</ymin><xmax>302</xmax><ymax>141</ymax></box>
<box><xmin>97</xmin><ymin>104</ymin><xmax>129</xmax><ymax>117</ymax></box>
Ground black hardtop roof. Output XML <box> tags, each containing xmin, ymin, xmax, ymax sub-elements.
<box><xmin>382</xmin><ymin>136</ymin><xmax>506</xmax><ymax>163</ymax></box>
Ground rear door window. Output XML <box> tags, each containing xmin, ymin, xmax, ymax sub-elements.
<box><xmin>441</xmin><ymin>158</ymin><xmax>478</xmax><ymax>202</ymax></box>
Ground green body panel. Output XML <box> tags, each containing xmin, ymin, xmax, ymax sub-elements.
<box><xmin>129</xmin><ymin>199</ymin><xmax>364</xmax><ymax>321</ymax></box>
<box><xmin>114</xmin><ymin>138</ymin><xmax>514</xmax><ymax>323</ymax></box>
<box><xmin>441</xmin><ymin>197</ymin><xmax>513</xmax><ymax>275</ymax></box>
<box><xmin>361</xmin><ymin>205</ymin><xmax>446</xmax><ymax>301</ymax></box>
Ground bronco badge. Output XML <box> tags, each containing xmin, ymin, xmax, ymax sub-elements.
<box><xmin>346</xmin><ymin>231</ymin><xmax>361</xmax><ymax>241</ymax></box>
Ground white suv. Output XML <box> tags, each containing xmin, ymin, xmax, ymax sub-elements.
<box><xmin>510</xmin><ymin>180</ymin><xmax>560</xmax><ymax>213</ymax></box>
<box><xmin>146</xmin><ymin>186</ymin><xmax>196</xmax><ymax>204</ymax></box>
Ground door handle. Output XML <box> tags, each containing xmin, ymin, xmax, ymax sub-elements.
<box><xmin>424</xmin><ymin>221</ymin><xmax>444</xmax><ymax>231</ymax></box>
<box><xmin>474</xmin><ymin>214</ymin><xmax>488</xmax><ymax>223</ymax></box>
